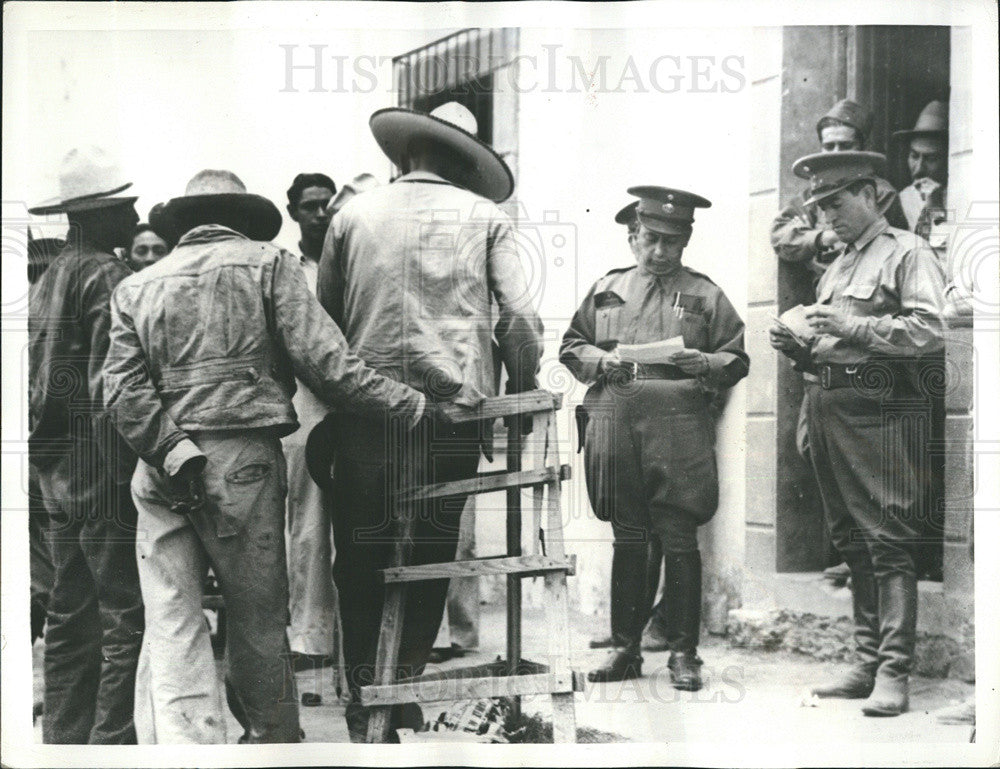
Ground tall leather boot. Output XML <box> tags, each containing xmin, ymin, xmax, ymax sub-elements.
<box><xmin>862</xmin><ymin>572</ymin><xmax>917</xmax><ymax>717</ymax></box>
<box><xmin>588</xmin><ymin>541</ymin><xmax>645</xmax><ymax>682</ymax></box>
<box><xmin>811</xmin><ymin>563</ymin><xmax>879</xmax><ymax>698</ymax></box>
<box><xmin>664</xmin><ymin>551</ymin><xmax>703</xmax><ymax>692</ymax></box>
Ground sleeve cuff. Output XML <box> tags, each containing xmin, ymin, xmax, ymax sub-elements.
<box><xmin>162</xmin><ymin>438</ymin><xmax>206</xmax><ymax>477</ymax></box>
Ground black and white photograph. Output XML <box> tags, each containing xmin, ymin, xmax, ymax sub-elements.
<box><xmin>2</xmin><ymin>1</ymin><xmax>998</xmax><ymax>766</ymax></box>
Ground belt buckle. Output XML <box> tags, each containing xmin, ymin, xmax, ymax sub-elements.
<box><xmin>845</xmin><ymin>364</ymin><xmax>858</xmax><ymax>387</ymax></box>
<box><xmin>820</xmin><ymin>365</ymin><xmax>832</xmax><ymax>389</ymax></box>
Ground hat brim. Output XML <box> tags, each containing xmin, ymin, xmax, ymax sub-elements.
<box><xmin>29</xmin><ymin>182</ymin><xmax>136</xmax><ymax>215</ymax></box>
<box><xmin>161</xmin><ymin>193</ymin><xmax>282</xmax><ymax>242</ymax></box>
<box><xmin>369</xmin><ymin>108</ymin><xmax>514</xmax><ymax>203</ymax></box>
<box><xmin>637</xmin><ymin>214</ymin><xmax>692</xmax><ymax>236</ymax></box>
<box><xmin>802</xmin><ymin>177</ymin><xmax>879</xmax><ymax>208</ymax></box>
<box><xmin>305</xmin><ymin>417</ymin><xmax>337</xmax><ymax>491</ymax></box>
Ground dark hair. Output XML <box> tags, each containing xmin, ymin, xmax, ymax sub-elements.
<box><xmin>287</xmin><ymin>173</ymin><xmax>336</xmax><ymax>207</ymax></box>
<box><xmin>844</xmin><ymin>178</ymin><xmax>877</xmax><ymax>198</ymax></box>
<box><xmin>130</xmin><ymin>221</ymin><xmax>176</xmax><ymax>251</ymax></box>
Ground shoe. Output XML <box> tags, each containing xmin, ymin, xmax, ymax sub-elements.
<box><xmin>810</xmin><ymin>665</ymin><xmax>876</xmax><ymax>698</ymax></box>
<box><xmin>301</xmin><ymin>692</ymin><xmax>323</xmax><ymax>707</ymax></box>
<box><xmin>668</xmin><ymin>651</ymin><xmax>703</xmax><ymax>692</ymax></box>
<box><xmin>822</xmin><ymin>562</ymin><xmax>850</xmax><ymax>587</ymax></box>
<box><xmin>861</xmin><ymin>676</ymin><xmax>909</xmax><ymax>717</ymax></box>
<box><xmin>588</xmin><ymin>635</ymin><xmax>616</xmax><ymax>650</ymax></box>
<box><xmin>587</xmin><ymin>649</ymin><xmax>642</xmax><ymax>682</ymax></box>
<box><xmin>428</xmin><ymin>647</ymin><xmax>454</xmax><ymax>664</ymax></box>
<box><xmin>936</xmin><ymin>699</ymin><xmax>975</xmax><ymax>725</ymax></box>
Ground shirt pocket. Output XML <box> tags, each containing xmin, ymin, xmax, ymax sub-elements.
<box><xmin>594</xmin><ymin>291</ymin><xmax>625</xmax><ymax>347</ymax></box>
<box><xmin>840</xmin><ymin>278</ymin><xmax>881</xmax><ymax>316</ymax></box>
<box><xmin>681</xmin><ymin>310</ymin><xmax>710</xmax><ymax>350</ymax></box>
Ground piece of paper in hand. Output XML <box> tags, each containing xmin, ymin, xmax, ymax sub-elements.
<box><xmin>617</xmin><ymin>336</ymin><xmax>685</xmax><ymax>364</ymax></box>
<box><xmin>776</xmin><ymin>304</ymin><xmax>815</xmax><ymax>347</ymax></box>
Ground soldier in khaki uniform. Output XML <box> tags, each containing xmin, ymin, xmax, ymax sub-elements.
<box><xmin>561</xmin><ymin>187</ymin><xmax>748</xmax><ymax>688</ymax></box>
<box><xmin>770</xmin><ymin>151</ymin><xmax>946</xmax><ymax>717</ymax></box>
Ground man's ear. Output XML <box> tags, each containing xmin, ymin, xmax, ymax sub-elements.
<box><xmin>286</xmin><ymin>203</ymin><xmax>298</xmax><ymax>222</ymax></box>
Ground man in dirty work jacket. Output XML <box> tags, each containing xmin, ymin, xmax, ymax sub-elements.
<box><xmin>103</xmin><ymin>170</ymin><xmax>432</xmax><ymax>744</ymax></box>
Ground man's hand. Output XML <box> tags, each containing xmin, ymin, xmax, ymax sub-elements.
<box><xmin>599</xmin><ymin>349</ymin><xmax>637</xmax><ymax>382</ymax></box>
<box><xmin>818</xmin><ymin>229</ymin><xmax>840</xmax><ymax>250</ymax></box>
<box><xmin>670</xmin><ymin>349</ymin><xmax>710</xmax><ymax>376</ymax></box>
<box><xmin>769</xmin><ymin>324</ymin><xmax>802</xmax><ymax>352</ymax></box>
<box><xmin>806</xmin><ymin>305</ymin><xmax>857</xmax><ymax>339</ymax></box>
<box><xmin>167</xmin><ymin>455</ymin><xmax>207</xmax><ymax>516</ymax></box>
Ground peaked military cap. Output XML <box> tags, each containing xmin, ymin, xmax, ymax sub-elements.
<box><xmin>815</xmin><ymin>99</ymin><xmax>873</xmax><ymax>143</ymax></box>
<box><xmin>614</xmin><ymin>200</ymin><xmax>639</xmax><ymax>225</ymax></box>
<box><xmin>626</xmin><ymin>185</ymin><xmax>712</xmax><ymax>235</ymax></box>
<box><xmin>793</xmin><ymin>151</ymin><xmax>887</xmax><ymax>207</ymax></box>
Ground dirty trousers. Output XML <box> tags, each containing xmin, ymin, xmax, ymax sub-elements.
<box><xmin>36</xmin><ymin>448</ymin><xmax>144</xmax><ymax>744</ymax></box>
<box><xmin>132</xmin><ymin>430</ymin><xmax>299</xmax><ymax>743</ymax></box>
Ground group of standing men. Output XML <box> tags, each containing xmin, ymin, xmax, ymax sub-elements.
<box><xmin>26</xmin><ymin>91</ymin><xmax>951</xmax><ymax>748</ymax></box>
<box><xmin>28</xmin><ymin>101</ymin><xmax>541</xmax><ymax>744</ymax></box>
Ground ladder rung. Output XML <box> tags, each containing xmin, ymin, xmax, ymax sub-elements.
<box><xmin>360</xmin><ymin>671</ymin><xmax>579</xmax><ymax>706</ymax></box>
<box><xmin>396</xmin><ymin>464</ymin><xmax>570</xmax><ymax>503</ymax></box>
<box><xmin>382</xmin><ymin>554</ymin><xmax>576</xmax><ymax>583</ymax></box>
<box><xmin>434</xmin><ymin>390</ymin><xmax>562</xmax><ymax>423</ymax></box>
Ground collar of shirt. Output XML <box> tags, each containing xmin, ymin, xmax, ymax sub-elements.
<box><xmin>176</xmin><ymin>224</ymin><xmax>248</xmax><ymax>247</ymax></box>
<box><xmin>394</xmin><ymin>170</ymin><xmax>457</xmax><ymax>187</ymax></box>
<box><xmin>845</xmin><ymin>217</ymin><xmax>888</xmax><ymax>256</ymax></box>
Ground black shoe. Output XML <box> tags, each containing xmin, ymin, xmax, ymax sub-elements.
<box><xmin>587</xmin><ymin>649</ymin><xmax>642</xmax><ymax>682</ymax></box>
<box><xmin>668</xmin><ymin>651</ymin><xmax>703</xmax><ymax>691</ymax></box>
<box><xmin>822</xmin><ymin>561</ymin><xmax>851</xmax><ymax>586</ymax></box>
<box><xmin>301</xmin><ymin>692</ymin><xmax>323</xmax><ymax>707</ymax></box>
<box><xmin>588</xmin><ymin>635</ymin><xmax>616</xmax><ymax>650</ymax></box>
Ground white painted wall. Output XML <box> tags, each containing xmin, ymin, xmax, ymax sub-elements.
<box><xmin>6</xmin><ymin>19</ymin><xmax>753</xmax><ymax>619</ymax></box>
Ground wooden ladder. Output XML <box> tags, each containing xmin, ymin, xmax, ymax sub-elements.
<box><xmin>361</xmin><ymin>389</ymin><xmax>583</xmax><ymax>743</ymax></box>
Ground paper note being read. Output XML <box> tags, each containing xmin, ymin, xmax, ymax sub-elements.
<box><xmin>617</xmin><ymin>336</ymin><xmax>685</xmax><ymax>364</ymax></box>
<box><xmin>774</xmin><ymin>304</ymin><xmax>815</xmax><ymax>347</ymax></box>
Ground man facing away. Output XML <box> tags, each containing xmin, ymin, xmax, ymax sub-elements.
<box><xmin>317</xmin><ymin>101</ymin><xmax>544</xmax><ymax>741</ymax></box>
<box><xmin>28</xmin><ymin>146</ymin><xmax>144</xmax><ymax>743</ymax></box>
<box><xmin>103</xmin><ymin>169</ymin><xmax>450</xmax><ymax>743</ymax></box>
<box><xmin>769</xmin><ymin>151</ymin><xmax>945</xmax><ymax>716</ymax></box>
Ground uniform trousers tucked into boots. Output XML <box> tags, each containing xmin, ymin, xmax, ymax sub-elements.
<box><xmin>584</xmin><ymin>380</ymin><xmax>718</xmax><ymax>661</ymax></box>
<box><xmin>331</xmin><ymin>415</ymin><xmax>483</xmax><ymax>741</ymax></box>
<box><xmin>132</xmin><ymin>429</ymin><xmax>300</xmax><ymax>744</ymax></box>
<box><xmin>806</xmin><ymin>380</ymin><xmax>922</xmax><ymax>690</ymax></box>
<box><xmin>36</xmin><ymin>446</ymin><xmax>144</xmax><ymax>744</ymax></box>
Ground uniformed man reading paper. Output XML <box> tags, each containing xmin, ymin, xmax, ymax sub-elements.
<box><xmin>769</xmin><ymin>151</ymin><xmax>946</xmax><ymax>717</ymax></box>
<box><xmin>560</xmin><ymin>187</ymin><xmax>748</xmax><ymax>688</ymax></box>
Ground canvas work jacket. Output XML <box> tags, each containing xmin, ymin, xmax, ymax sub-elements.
<box><xmin>104</xmin><ymin>224</ymin><xmax>425</xmax><ymax>474</ymax></box>
<box><xmin>29</xmin><ymin>237</ymin><xmax>135</xmax><ymax>473</ymax></box>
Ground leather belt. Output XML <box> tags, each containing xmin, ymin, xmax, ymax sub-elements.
<box><xmin>633</xmin><ymin>363</ymin><xmax>694</xmax><ymax>381</ymax></box>
<box><xmin>817</xmin><ymin>363</ymin><xmax>861</xmax><ymax>390</ymax></box>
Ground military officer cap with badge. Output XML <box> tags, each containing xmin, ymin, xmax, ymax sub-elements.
<box><xmin>792</xmin><ymin>150</ymin><xmax>887</xmax><ymax>207</ymax></box>
<box><xmin>625</xmin><ymin>186</ymin><xmax>712</xmax><ymax>236</ymax></box>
